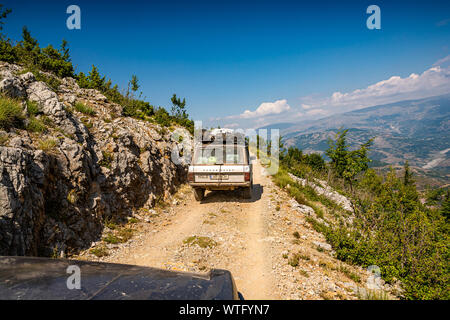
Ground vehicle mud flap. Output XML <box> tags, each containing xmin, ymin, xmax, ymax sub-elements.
<box><xmin>194</xmin><ymin>188</ymin><xmax>205</xmax><ymax>201</ymax></box>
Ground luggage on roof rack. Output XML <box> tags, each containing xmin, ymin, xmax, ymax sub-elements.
<box><xmin>200</xmin><ymin>129</ymin><xmax>246</xmax><ymax>146</ymax></box>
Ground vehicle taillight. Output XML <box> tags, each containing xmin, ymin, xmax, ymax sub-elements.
<box><xmin>244</xmin><ymin>172</ymin><xmax>250</xmax><ymax>181</ymax></box>
<box><xmin>188</xmin><ymin>172</ymin><xmax>194</xmax><ymax>182</ymax></box>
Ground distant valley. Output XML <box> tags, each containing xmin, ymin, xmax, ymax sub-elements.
<box><xmin>265</xmin><ymin>94</ymin><xmax>450</xmax><ymax>187</ymax></box>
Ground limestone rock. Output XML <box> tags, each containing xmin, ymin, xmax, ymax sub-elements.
<box><xmin>0</xmin><ymin>61</ymin><xmax>189</xmax><ymax>257</ymax></box>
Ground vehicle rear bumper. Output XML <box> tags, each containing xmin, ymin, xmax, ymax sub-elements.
<box><xmin>189</xmin><ymin>182</ymin><xmax>251</xmax><ymax>190</ymax></box>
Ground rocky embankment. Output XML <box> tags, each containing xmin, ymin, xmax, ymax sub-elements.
<box><xmin>0</xmin><ymin>62</ymin><xmax>189</xmax><ymax>257</ymax></box>
<box><xmin>288</xmin><ymin>173</ymin><xmax>354</xmax><ymax>212</ymax></box>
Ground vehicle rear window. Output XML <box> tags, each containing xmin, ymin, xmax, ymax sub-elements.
<box><xmin>194</xmin><ymin>147</ymin><xmax>223</xmax><ymax>164</ymax></box>
<box><xmin>224</xmin><ymin>146</ymin><xmax>245</xmax><ymax>164</ymax></box>
<box><xmin>194</xmin><ymin>146</ymin><xmax>245</xmax><ymax>165</ymax></box>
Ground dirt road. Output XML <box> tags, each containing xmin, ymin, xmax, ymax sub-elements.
<box><xmin>84</xmin><ymin>159</ymin><xmax>370</xmax><ymax>300</ymax></box>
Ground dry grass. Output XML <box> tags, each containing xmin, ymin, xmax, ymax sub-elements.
<box><xmin>74</xmin><ymin>101</ymin><xmax>96</xmax><ymax>116</ymax></box>
<box><xmin>90</xmin><ymin>246</ymin><xmax>109</xmax><ymax>257</ymax></box>
<box><xmin>356</xmin><ymin>288</ymin><xmax>391</xmax><ymax>300</ymax></box>
<box><xmin>0</xmin><ymin>95</ymin><xmax>24</xmax><ymax>130</ymax></box>
<box><xmin>0</xmin><ymin>133</ymin><xmax>8</xmax><ymax>145</ymax></box>
<box><xmin>38</xmin><ymin>138</ymin><xmax>58</xmax><ymax>152</ymax></box>
<box><xmin>183</xmin><ymin>236</ymin><xmax>217</xmax><ymax>249</ymax></box>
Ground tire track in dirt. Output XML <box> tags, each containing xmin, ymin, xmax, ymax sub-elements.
<box><xmin>93</xmin><ymin>159</ymin><xmax>279</xmax><ymax>299</ymax></box>
<box><xmin>83</xmin><ymin>158</ymin><xmax>374</xmax><ymax>300</ymax></box>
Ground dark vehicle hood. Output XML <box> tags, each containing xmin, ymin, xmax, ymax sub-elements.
<box><xmin>0</xmin><ymin>256</ymin><xmax>238</xmax><ymax>300</ymax></box>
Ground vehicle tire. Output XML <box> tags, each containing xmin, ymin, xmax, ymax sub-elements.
<box><xmin>243</xmin><ymin>185</ymin><xmax>252</xmax><ymax>199</ymax></box>
<box><xmin>194</xmin><ymin>188</ymin><xmax>205</xmax><ymax>201</ymax></box>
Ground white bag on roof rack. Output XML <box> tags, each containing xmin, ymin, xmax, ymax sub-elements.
<box><xmin>201</xmin><ymin>128</ymin><xmax>246</xmax><ymax>146</ymax></box>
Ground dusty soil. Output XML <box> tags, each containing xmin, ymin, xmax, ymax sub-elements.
<box><xmin>76</xmin><ymin>159</ymin><xmax>376</xmax><ymax>300</ymax></box>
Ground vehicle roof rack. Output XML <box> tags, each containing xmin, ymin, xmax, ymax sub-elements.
<box><xmin>200</xmin><ymin>129</ymin><xmax>246</xmax><ymax>146</ymax></box>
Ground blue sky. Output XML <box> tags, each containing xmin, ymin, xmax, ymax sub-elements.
<box><xmin>2</xmin><ymin>0</ymin><xmax>450</xmax><ymax>128</ymax></box>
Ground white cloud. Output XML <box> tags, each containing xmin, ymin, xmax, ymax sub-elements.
<box><xmin>239</xmin><ymin>99</ymin><xmax>291</xmax><ymax>118</ymax></box>
<box><xmin>433</xmin><ymin>55</ymin><xmax>450</xmax><ymax>66</ymax></box>
<box><xmin>306</xmin><ymin>109</ymin><xmax>328</xmax><ymax>116</ymax></box>
<box><xmin>301</xmin><ymin>64</ymin><xmax>450</xmax><ymax>113</ymax></box>
<box><xmin>223</xmin><ymin>123</ymin><xmax>239</xmax><ymax>128</ymax></box>
<box><xmin>208</xmin><ymin>57</ymin><xmax>450</xmax><ymax>129</ymax></box>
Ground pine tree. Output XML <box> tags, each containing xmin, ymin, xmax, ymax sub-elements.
<box><xmin>87</xmin><ymin>65</ymin><xmax>105</xmax><ymax>90</ymax></box>
<box><xmin>403</xmin><ymin>160</ymin><xmax>414</xmax><ymax>186</ymax></box>
<box><xmin>400</xmin><ymin>161</ymin><xmax>419</xmax><ymax>212</ymax></box>
<box><xmin>441</xmin><ymin>191</ymin><xmax>450</xmax><ymax>221</ymax></box>
<box><xmin>326</xmin><ymin>129</ymin><xmax>373</xmax><ymax>189</ymax></box>
<box><xmin>170</xmin><ymin>94</ymin><xmax>187</xmax><ymax>120</ymax></box>
<box><xmin>326</xmin><ymin>129</ymin><xmax>349</xmax><ymax>178</ymax></box>
<box><xmin>60</xmin><ymin>39</ymin><xmax>70</xmax><ymax>62</ymax></box>
<box><xmin>0</xmin><ymin>6</ymin><xmax>15</xmax><ymax>63</ymax></box>
<box><xmin>130</xmin><ymin>75</ymin><xmax>139</xmax><ymax>92</ymax></box>
<box><xmin>18</xmin><ymin>26</ymin><xmax>40</xmax><ymax>66</ymax></box>
<box><xmin>0</xmin><ymin>5</ymin><xmax>11</xmax><ymax>33</ymax></box>
<box><xmin>21</xmin><ymin>26</ymin><xmax>39</xmax><ymax>52</ymax></box>
<box><xmin>77</xmin><ymin>71</ymin><xmax>89</xmax><ymax>88</ymax></box>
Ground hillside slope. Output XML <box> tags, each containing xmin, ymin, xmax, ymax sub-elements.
<box><xmin>0</xmin><ymin>61</ymin><xmax>189</xmax><ymax>257</ymax></box>
<box><xmin>280</xmin><ymin>94</ymin><xmax>450</xmax><ymax>184</ymax></box>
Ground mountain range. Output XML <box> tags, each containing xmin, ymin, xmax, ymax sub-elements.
<box><xmin>262</xmin><ymin>94</ymin><xmax>450</xmax><ymax>186</ymax></box>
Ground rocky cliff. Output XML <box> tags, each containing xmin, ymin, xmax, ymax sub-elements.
<box><xmin>0</xmin><ymin>61</ymin><xmax>190</xmax><ymax>257</ymax></box>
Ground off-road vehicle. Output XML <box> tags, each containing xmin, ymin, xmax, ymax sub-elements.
<box><xmin>188</xmin><ymin>129</ymin><xmax>253</xmax><ymax>201</ymax></box>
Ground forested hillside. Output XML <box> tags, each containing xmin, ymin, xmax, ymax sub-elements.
<box><xmin>256</xmin><ymin>130</ymin><xmax>449</xmax><ymax>299</ymax></box>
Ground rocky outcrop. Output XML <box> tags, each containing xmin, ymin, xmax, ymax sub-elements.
<box><xmin>0</xmin><ymin>62</ymin><xmax>190</xmax><ymax>257</ymax></box>
<box><xmin>288</xmin><ymin>173</ymin><xmax>354</xmax><ymax>212</ymax></box>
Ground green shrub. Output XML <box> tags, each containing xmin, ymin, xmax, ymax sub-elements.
<box><xmin>117</xmin><ymin>228</ymin><xmax>133</xmax><ymax>242</ymax></box>
<box><xmin>0</xmin><ymin>37</ymin><xmax>17</xmax><ymax>63</ymax></box>
<box><xmin>322</xmin><ymin>171</ymin><xmax>450</xmax><ymax>300</ymax></box>
<box><xmin>183</xmin><ymin>236</ymin><xmax>217</xmax><ymax>248</ymax></box>
<box><xmin>34</xmin><ymin>70</ymin><xmax>61</xmax><ymax>90</ymax></box>
<box><xmin>337</xmin><ymin>265</ymin><xmax>361</xmax><ymax>283</ymax></box>
<box><xmin>128</xmin><ymin>217</ymin><xmax>139</xmax><ymax>224</ymax></box>
<box><xmin>0</xmin><ymin>13</ymin><xmax>194</xmax><ymax>132</ymax></box>
<box><xmin>74</xmin><ymin>102</ymin><xmax>96</xmax><ymax>116</ymax></box>
<box><xmin>103</xmin><ymin>233</ymin><xmax>120</xmax><ymax>244</ymax></box>
<box><xmin>288</xmin><ymin>253</ymin><xmax>301</xmax><ymax>267</ymax></box>
<box><xmin>0</xmin><ymin>133</ymin><xmax>8</xmax><ymax>145</ymax></box>
<box><xmin>21</xmin><ymin>67</ymin><xmax>62</xmax><ymax>91</ymax></box>
<box><xmin>90</xmin><ymin>246</ymin><xmax>109</xmax><ymax>257</ymax></box>
<box><xmin>5</xmin><ymin>26</ymin><xmax>74</xmax><ymax>78</ymax></box>
<box><xmin>154</xmin><ymin>107</ymin><xmax>171</xmax><ymax>127</ymax></box>
<box><xmin>103</xmin><ymin>226</ymin><xmax>133</xmax><ymax>244</ymax></box>
<box><xmin>26</xmin><ymin>116</ymin><xmax>46</xmax><ymax>133</ymax></box>
<box><xmin>122</xmin><ymin>99</ymin><xmax>154</xmax><ymax>119</ymax></box>
<box><xmin>80</xmin><ymin>117</ymin><xmax>93</xmax><ymax>128</ymax></box>
<box><xmin>99</xmin><ymin>150</ymin><xmax>114</xmax><ymax>168</ymax></box>
<box><xmin>0</xmin><ymin>95</ymin><xmax>24</xmax><ymax>129</ymax></box>
<box><xmin>299</xmin><ymin>269</ymin><xmax>310</xmax><ymax>278</ymax></box>
<box><xmin>39</xmin><ymin>42</ymin><xmax>74</xmax><ymax>78</ymax></box>
<box><xmin>260</xmin><ymin>129</ymin><xmax>449</xmax><ymax>300</ymax></box>
<box><xmin>26</xmin><ymin>100</ymin><xmax>39</xmax><ymax>116</ymax></box>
